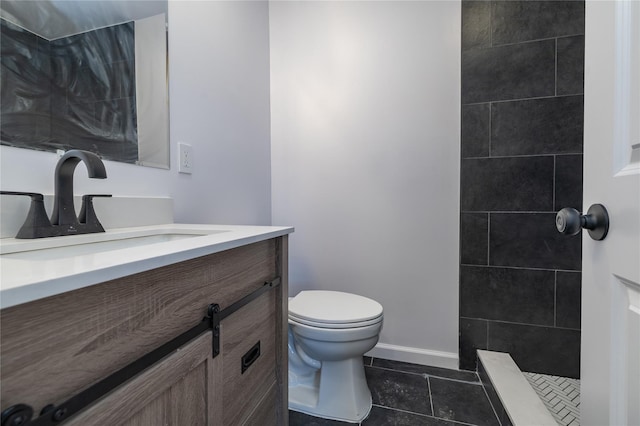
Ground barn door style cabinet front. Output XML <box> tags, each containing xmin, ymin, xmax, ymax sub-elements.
<box><xmin>0</xmin><ymin>237</ymin><xmax>289</xmax><ymax>426</ymax></box>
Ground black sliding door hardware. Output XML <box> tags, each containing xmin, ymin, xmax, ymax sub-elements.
<box><xmin>1</xmin><ymin>277</ymin><xmax>281</xmax><ymax>426</ymax></box>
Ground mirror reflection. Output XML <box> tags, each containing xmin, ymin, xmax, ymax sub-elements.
<box><xmin>0</xmin><ymin>0</ymin><xmax>169</xmax><ymax>169</ymax></box>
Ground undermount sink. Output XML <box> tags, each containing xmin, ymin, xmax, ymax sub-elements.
<box><xmin>0</xmin><ymin>227</ymin><xmax>228</xmax><ymax>261</ymax></box>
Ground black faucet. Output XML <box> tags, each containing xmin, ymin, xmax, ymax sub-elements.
<box><xmin>51</xmin><ymin>150</ymin><xmax>107</xmax><ymax>226</ymax></box>
<box><xmin>0</xmin><ymin>150</ymin><xmax>112</xmax><ymax>238</ymax></box>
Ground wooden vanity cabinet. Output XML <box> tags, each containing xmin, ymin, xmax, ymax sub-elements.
<box><xmin>0</xmin><ymin>236</ymin><xmax>289</xmax><ymax>426</ymax></box>
<box><xmin>66</xmin><ymin>332</ymin><xmax>219</xmax><ymax>426</ymax></box>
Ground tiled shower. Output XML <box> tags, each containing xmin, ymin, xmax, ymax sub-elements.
<box><xmin>459</xmin><ymin>1</ymin><xmax>585</xmax><ymax>379</ymax></box>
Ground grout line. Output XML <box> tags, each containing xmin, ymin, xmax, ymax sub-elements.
<box><xmin>370</xmin><ymin>405</ymin><xmax>480</xmax><ymax>426</ymax></box>
<box><xmin>427</xmin><ymin>375</ymin><xmax>484</xmax><ymax>386</ymax></box>
<box><xmin>427</xmin><ymin>376</ymin><xmax>435</xmax><ymax>418</ymax></box>
<box><xmin>366</xmin><ymin>365</ymin><xmax>426</xmax><ymax>378</ymax></box>
<box><xmin>486</xmin><ymin>320</ymin><xmax>490</xmax><ymax>352</ymax></box>
<box><xmin>554</xmin><ymin>271</ymin><xmax>558</xmax><ymax>327</ymax></box>
<box><xmin>489</xmin><ymin>33</ymin><xmax>586</xmax><ymax>49</ymax></box>
<box><xmin>487</xmin><ymin>212</ymin><xmax>491</xmax><ymax>265</ymax></box>
<box><xmin>462</xmin><ymin>152</ymin><xmax>583</xmax><ymax>160</ymax></box>
<box><xmin>555</xmin><ymin>38</ymin><xmax>558</xmax><ymax>96</ymax></box>
<box><xmin>460</xmin><ymin>210</ymin><xmax>573</xmax><ymax>214</ymax></box>
<box><xmin>489</xmin><ymin>0</ymin><xmax>493</xmax><ymax>47</ymax></box>
<box><xmin>553</xmin><ymin>155</ymin><xmax>557</xmax><ymax>211</ymax></box>
<box><xmin>459</xmin><ymin>316</ymin><xmax>581</xmax><ymax>332</ymax></box>
<box><xmin>460</xmin><ymin>264</ymin><xmax>581</xmax><ymax>273</ymax></box>
<box><xmin>462</xmin><ymin>93</ymin><xmax>583</xmax><ymax>107</ymax></box>
<box><xmin>488</xmin><ymin>102</ymin><xmax>492</xmax><ymax>157</ymax></box>
<box><xmin>366</xmin><ymin>365</ymin><xmax>481</xmax><ymax>385</ymax></box>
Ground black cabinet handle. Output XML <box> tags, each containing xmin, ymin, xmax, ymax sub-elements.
<box><xmin>241</xmin><ymin>341</ymin><xmax>261</xmax><ymax>374</ymax></box>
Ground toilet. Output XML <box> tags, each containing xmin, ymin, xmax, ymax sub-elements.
<box><xmin>288</xmin><ymin>290</ymin><xmax>383</xmax><ymax>423</ymax></box>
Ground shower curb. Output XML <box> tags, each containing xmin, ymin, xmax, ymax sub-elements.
<box><xmin>477</xmin><ymin>350</ymin><xmax>558</xmax><ymax>426</ymax></box>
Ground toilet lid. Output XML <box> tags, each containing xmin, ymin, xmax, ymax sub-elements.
<box><xmin>289</xmin><ymin>315</ymin><xmax>382</xmax><ymax>329</ymax></box>
<box><xmin>289</xmin><ymin>290</ymin><xmax>383</xmax><ymax>325</ymax></box>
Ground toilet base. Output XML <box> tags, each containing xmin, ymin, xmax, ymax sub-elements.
<box><xmin>289</xmin><ymin>357</ymin><xmax>372</xmax><ymax>423</ymax></box>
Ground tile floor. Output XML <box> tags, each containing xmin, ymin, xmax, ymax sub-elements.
<box><xmin>289</xmin><ymin>357</ymin><xmax>501</xmax><ymax>426</ymax></box>
<box><xmin>524</xmin><ymin>373</ymin><xmax>579</xmax><ymax>426</ymax></box>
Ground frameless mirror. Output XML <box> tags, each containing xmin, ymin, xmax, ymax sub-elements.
<box><xmin>0</xmin><ymin>0</ymin><xmax>169</xmax><ymax>169</ymax></box>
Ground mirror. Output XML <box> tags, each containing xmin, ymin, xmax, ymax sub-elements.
<box><xmin>0</xmin><ymin>0</ymin><xmax>169</xmax><ymax>169</ymax></box>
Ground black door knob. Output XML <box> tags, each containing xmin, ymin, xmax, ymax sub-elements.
<box><xmin>556</xmin><ymin>204</ymin><xmax>610</xmax><ymax>241</ymax></box>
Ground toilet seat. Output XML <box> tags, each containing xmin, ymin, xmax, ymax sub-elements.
<box><xmin>289</xmin><ymin>290</ymin><xmax>383</xmax><ymax>329</ymax></box>
<box><xmin>289</xmin><ymin>314</ymin><xmax>382</xmax><ymax>329</ymax></box>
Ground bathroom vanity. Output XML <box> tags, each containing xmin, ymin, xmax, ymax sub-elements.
<box><xmin>0</xmin><ymin>224</ymin><xmax>293</xmax><ymax>426</ymax></box>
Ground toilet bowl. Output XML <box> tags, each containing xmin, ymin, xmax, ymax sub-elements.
<box><xmin>288</xmin><ymin>290</ymin><xmax>383</xmax><ymax>423</ymax></box>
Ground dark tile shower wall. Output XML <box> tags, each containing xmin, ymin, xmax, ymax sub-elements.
<box><xmin>459</xmin><ymin>1</ymin><xmax>584</xmax><ymax>378</ymax></box>
<box><xmin>1</xmin><ymin>19</ymin><xmax>138</xmax><ymax>163</ymax></box>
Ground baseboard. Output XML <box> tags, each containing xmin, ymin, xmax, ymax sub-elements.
<box><xmin>365</xmin><ymin>342</ymin><xmax>458</xmax><ymax>370</ymax></box>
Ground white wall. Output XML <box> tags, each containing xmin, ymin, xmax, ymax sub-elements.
<box><xmin>169</xmin><ymin>0</ymin><xmax>271</xmax><ymax>225</ymax></box>
<box><xmin>0</xmin><ymin>1</ymin><xmax>272</xmax><ymax>226</ymax></box>
<box><xmin>270</xmin><ymin>1</ymin><xmax>461</xmax><ymax>367</ymax></box>
<box><xmin>2</xmin><ymin>0</ymin><xmax>462</xmax><ymax>367</ymax></box>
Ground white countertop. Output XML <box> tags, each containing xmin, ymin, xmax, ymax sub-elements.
<box><xmin>0</xmin><ymin>223</ymin><xmax>294</xmax><ymax>309</ymax></box>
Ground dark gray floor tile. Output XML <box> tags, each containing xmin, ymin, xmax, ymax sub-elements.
<box><xmin>461</xmin><ymin>213</ymin><xmax>489</xmax><ymax>265</ymax></box>
<box><xmin>491</xmin><ymin>96</ymin><xmax>584</xmax><ymax>156</ymax></box>
<box><xmin>289</xmin><ymin>410</ymin><xmax>351</xmax><ymax>425</ymax></box>
<box><xmin>460</xmin><ymin>266</ymin><xmax>555</xmax><ymax>326</ymax></box>
<box><xmin>491</xmin><ymin>1</ymin><xmax>585</xmax><ymax>45</ymax></box>
<box><xmin>459</xmin><ymin>318</ymin><xmax>487</xmax><ymax>371</ymax></box>
<box><xmin>429</xmin><ymin>377</ymin><xmax>500</xmax><ymax>425</ymax></box>
<box><xmin>364</xmin><ymin>356</ymin><xmax>373</xmax><ymax>366</ymax></box>
<box><xmin>365</xmin><ymin>367</ymin><xmax>432</xmax><ymax>416</ymax></box>
<box><xmin>487</xmin><ymin>321</ymin><xmax>581</xmax><ymax>378</ymax></box>
<box><xmin>462</xmin><ymin>39</ymin><xmax>555</xmax><ymax>103</ymax></box>
<box><xmin>461</xmin><ymin>157</ymin><xmax>554</xmax><ymax>212</ymax></box>
<box><xmin>555</xmin><ymin>154</ymin><xmax>583</xmax><ymax>211</ymax></box>
<box><xmin>557</xmin><ymin>35</ymin><xmax>585</xmax><ymax>95</ymax></box>
<box><xmin>363</xmin><ymin>406</ymin><xmax>458</xmax><ymax>426</ymax></box>
<box><xmin>489</xmin><ymin>213</ymin><xmax>582</xmax><ymax>270</ymax></box>
<box><xmin>462</xmin><ymin>103</ymin><xmax>490</xmax><ymax>158</ymax></box>
<box><xmin>371</xmin><ymin>359</ymin><xmax>479</xmax><ymax>383</ymax></box>
<box><xmin>556</xmin><ymin>271</ymin><xmax>582</xmax><ymax>329</ymax></box>
<box><xmin>462</xmin><ymin>1</ymin><xmax>491</xmax><ymax>50</ymax></box>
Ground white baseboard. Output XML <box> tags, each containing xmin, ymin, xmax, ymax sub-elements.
<box><xmin>365</xmin><ymin>342</ymin><xmax>458</xmax><ymax>370</ymax></box>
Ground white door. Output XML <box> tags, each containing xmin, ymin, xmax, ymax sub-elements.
<box><xmin>581</xmin><ymin>1</ymin><xmax>640</xmax><ymax>425</ymax></box>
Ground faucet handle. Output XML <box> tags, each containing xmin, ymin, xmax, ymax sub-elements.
<box><xmin>0</xmin><ymin>191</ymin><xmax>53</xmax><ymax>238</ymax></box>
<box><xmin>0</xmin><ymin>191</ymin><xmax>44</xmax><ymax>200</ymax></box>
<box><xmin>79</xmin><ymin>194</ymin><xmax>112</xmax><ymax>231</ymax></box>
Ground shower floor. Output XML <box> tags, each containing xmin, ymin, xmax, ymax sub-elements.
<box><xmin>524</xmin><ymin>372</ymin><xmax>580</xmax><ymax>426</ymax></box>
